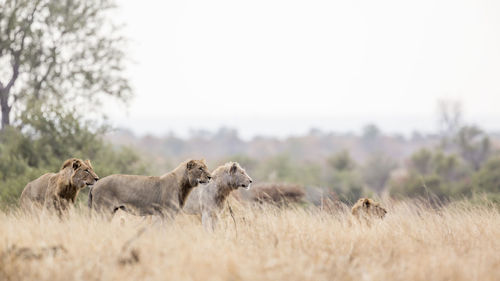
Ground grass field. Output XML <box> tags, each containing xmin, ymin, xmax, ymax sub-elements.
<box><xmin>0</xmin><ymin>200</ymin><xmax>499</xmax><ymax>281</ymax></box>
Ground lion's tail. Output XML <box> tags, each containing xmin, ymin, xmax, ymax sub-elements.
<box><xmin>88</xmin><ymin>186</ymin><xmax>93</xmax><ymax>209</ymax></box>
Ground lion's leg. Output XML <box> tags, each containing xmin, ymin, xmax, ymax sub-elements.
<box><xmin>201</xmin><ymin>211</ymin><xmax>216</xmax><ymax>232</ymax></box>
<box><xmin>91</xmin><ymin>194</ymin><xmax>120</xmax><ymax>221</ymax></box>
<box><xmin>95</xmin><ymin>205</ymin><xmax>122</xmax><ymax>221</ymax></box>
<box><xmin>59</xmin><ymin>200</ymin><xmax>72</xmax><ymax>219</ymax></box>
<box><xmin>46</xmin><ymin>196</ymin><xmax>65</xmax><ymax>218</ymax></box>
<box><xmin>156</xmin><ymin>208</ymin><xmax>175</xmax><ymax>223</ymax></box>
<box><xmin>44</xmin><ymin>195</ymin><xmax>56</xmax><ymax>212</ymax></box>
<box><xmin>150</xmin><ymin>202</ymin><xmax>178</xmax><ymax>222</ymax></box>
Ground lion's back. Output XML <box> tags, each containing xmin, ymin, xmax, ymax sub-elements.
<box><xmin>20</xmin><ymin>173</ymin><xmax>56</xmax><ymax>209</ymax></box>
<box><xmin>93</xmin><ymin>174</ymin><xmax>155</xmax><ymax>193</ymax></box>
<box><xmin>90</xmin><ymin>174</ymin><xmax>161</xmax><ymax>211</ymax></box>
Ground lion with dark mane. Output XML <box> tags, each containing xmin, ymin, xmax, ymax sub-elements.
<box><xmin>89</xmin><ymin>159</ymin><xmax>211</xmax><ymax>219</ymax></box>
<box><xmin>20</xmin><ymin>158</ymin><xmax>99</xmax><ymax>215</ymax></box>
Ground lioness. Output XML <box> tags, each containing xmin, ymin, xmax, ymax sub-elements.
<box><xmin>20</xmin><ymin>158</ymin><xmax>99</xmax><ymax>214</ymax></box>
<box><xmin>351</xmin><ymin>198</ymin><xmax>387</xmax><ymax>221</ymax></box>
<box><xmin>89</xmin><ymin>159</ymin><xmax>211</xmax><ymax>219</ymax></box>
<box><xmin>183</xmin><ymin>162</ymin><xmax>252</xmax><ymax>231</ymax></box>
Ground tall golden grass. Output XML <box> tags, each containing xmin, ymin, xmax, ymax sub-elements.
<box><xmin>1</xmin><ymin>200</ymin><xmax>499</xmax><ymax>281</ymax></box>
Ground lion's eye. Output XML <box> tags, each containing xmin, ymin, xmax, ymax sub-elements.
<box><xmin>199</xmin><ymin>167</ymin><xmax>203</xmax><ymax>171</ymax></box>
<box><xmin>85</xmin><ymin>170</ymin><xmax>90</xmax><ymax>174</ymax></box>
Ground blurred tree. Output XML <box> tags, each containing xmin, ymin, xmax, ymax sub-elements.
<box><xmin>327</xmin><ymin>150</ymin><xmax>355</xmax><ymax>172</ymax></box>
<box><xmin>437</xmin><ymin>99</ymin><xmax>463</xmax><ymax>148</ymax></box>
<box><xmin>389</xmin><ymin>173</ymin><xmax>452</xmax><ymax>202</ymax></box>
<box><xmin>361</xmin><ymin>124</ymin><xmax>382</xmax><ymax>154</ymax></box>
<box><xmin>472</xmin><ymin>157</ymin><xmax>500</xmax><ymax>194</ymax></box>
<box><xmin>254</xmin><ymin>154</ymin><xmax>321</xmax><ymax>187</ymax></box>
<box><xmin>432</xmin><ymin>151</ymin><xmax>465</xmax><ymax>182</ymax></box>
<box><xmin>362</xmin><ymin>124</ymin><xmax>380</xmax><ymax>142</ymax></box>
<box><xmin>327</xmin><ymin>150</ymin><xmax>368</xmax><ymax>203</ymax></box>
<box><xmin>435</xmin><ymin>100</ymin><xmax>491</xmax><ymax>171</ymax></box>
<box><xmin>362</xmin><ymin>154</ymin><xmax>397</xmax><ymax>193</ymax></box>
<box><xmin>455</xmin><ymin>125</ymin><xmax>490</xmax><ymax>171</ymax></box>
<box><xmin>409</xmin><ymin>149</ymin><xmax>467</xmax><ymax>181</ymax></box>
<box><xmin>410</xmin><ymin>149</ymin><xmax>434</xmax><ymax>175</ymax></box>
<box><xmin>0</xmin><ymin>0</ymin><xmax>130</xmax><ymax>129</ymax></box>
<box><xmin>212</xmin><ymin>127</ymin><xmax>244</xmax><ymax>155</ymax></box>
<box><xmin>389</xmin><ymin>148</ymin><xmax>471</xmax><ymax>201</ymax></box>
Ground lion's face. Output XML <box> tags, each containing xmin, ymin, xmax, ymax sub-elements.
<box><xmin>228</xmin><ymin>162</ymin><xmax>253</xmax><ymax>190</ymax></box>
<box><xmin>186</xmin><ymin>159</ymin><xmax>211</xmax><ymax>186</ymax></box>
<box><xmin>71</xmin><ymin>159</ymin><xmax>99</xmax><ymax>189</ymax></box>
<box><xmin>352</xmin><ymin>198</ymin><xmax>387</xmax><ymax>219</ymax></box>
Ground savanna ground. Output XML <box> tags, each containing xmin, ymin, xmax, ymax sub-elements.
<box><xmin>0</xmin><ymin>200</ymin><xmax>499</xmax><ymax>281</ymax></box>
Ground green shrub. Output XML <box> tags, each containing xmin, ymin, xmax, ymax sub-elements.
<box><xmin>472</xmin><ymin>157</ymin><xmax>500</xmax><ymax>194</ymax></box>
<box><xmin>0</xmin><ymin>108</ymin><xmax>150</xmax><ymax>208</ymax></box>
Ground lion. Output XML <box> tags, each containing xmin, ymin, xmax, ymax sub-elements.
<box><xmin>351</xmin><ymin>198</ymin><xmax>387</xmax><ymax>221</ymax></box>
<box><xmin>249</xmin><ymin>182</ymin><xmax>305</xmax><ymax>206</ymax></box>
<box><xmin>183</xmin><ymin>162</ymin><xmax>252</xmax><ymax>231</ymax></box>
<box><xmin>89</xmin><ymin>159</ymin><xmax>211</xmax><ymax>219</ymax></box>
<box><xmin>20</xmin><ymin>158</ymin><xmax>99</xmax><ymax>214</ymax></box>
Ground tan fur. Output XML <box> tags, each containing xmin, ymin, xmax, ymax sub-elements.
<box><xmin>249</xmin><ymin>183</ymin><xmax>305</xmax><ymax>206</ymax></box>
<box><xmin>183</xmin><ymin>162</ymin><xmax>252</xmax><ymax>231</ymax></box>
<box><xmin>20</xmin><ymin>173</ymin><xmax>55</xmax><ymax>209</ymax></box>
<box><xmin>89</xmin><ymin>159</ymin><xmax>211</xmax><ymax>219</ymax></box>
<box><xmin>20</xmin><ymin>158</ymin><xmax>99</xmax><ymax>215</ymax></box>
<box><xmin>351</xmin><ymin>198</ymin><xmax>387</xmax><ymax>221</ymax></box>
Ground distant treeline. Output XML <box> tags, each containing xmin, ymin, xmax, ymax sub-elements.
<box><xmin>104</xmin><ymin>123</ymin><xmax>500</xmax><ymax>205</ymax></box>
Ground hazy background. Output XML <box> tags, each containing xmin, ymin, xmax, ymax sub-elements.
<box><xmin>106</xmin><ymin>0</ymin><xmax>500</xmax><ymax>138</ymax></box>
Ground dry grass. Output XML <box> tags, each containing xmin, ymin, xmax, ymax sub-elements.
<box><xmin>0</xmin><ymin>200</ymin><xmax>499</xmax><ymax>281</ymax></box>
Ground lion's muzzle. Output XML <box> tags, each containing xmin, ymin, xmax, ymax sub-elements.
<box><xmin>198</xmin><ymin>178</ymin><xmax>211</xmax><ymax>184</ymax></box>
<box><xmin>240</xmin><ymin>178</ymin><xmax>252</xmax><ymax>190</ymax></box>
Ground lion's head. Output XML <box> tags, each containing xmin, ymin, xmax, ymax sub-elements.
<box><xmin>62</xmin><ymin>158</ymin><xmax>99</xmax><ymax>189</ymax></box>
<box><xmin>228</xmin><ymin>162</ymin><xmax>252</xmax><ymax>190</ymax></box>
<box><xmin>214</xmin><ymin>162</ymin><xmax>253</xmax><ymax>190</ymax></box>
<box><xmin>351</xmin><ymin>198</ymin><xmax>387</xmax><ymax>219</ymax></box>
<box><xmin>186</xmin><ymin>159</ymin><xmax>211</xmax><ymax>186</ymax></box>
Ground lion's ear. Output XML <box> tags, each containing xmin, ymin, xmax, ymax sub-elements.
<box><xmin>187</xmin><ymin>160</ymin><xmax>196</xmax><ymax>170</ymax></box>
<box><xmin>362</xmin><ymin>199</ymin><xmax>371</xmax><ymax>208</ymax></box>
<box><xmin>230</xmin><ymin>163</ymin><xmax>238</xmax><ymax>174</ymax></box>
<box><xmin>72</xmin><ymin>160</ymin><xmax>82</xmax><ymax>170</ymax></box>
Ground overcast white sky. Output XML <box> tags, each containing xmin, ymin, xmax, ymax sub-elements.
<box><xmin>105</xmin><ymin>0</ymin><xmax>500</xmax><ymax>138</ymax></box>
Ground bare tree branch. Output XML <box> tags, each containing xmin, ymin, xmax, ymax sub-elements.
<box><xmin>33</xmin><ymin>47</ymin><xmax>57</xmax><ymax>98</ymax></box>
<box><xmin>4</xmin><ymin>0</ymin><xmax>42</xmax><ymax>93</ymax></box>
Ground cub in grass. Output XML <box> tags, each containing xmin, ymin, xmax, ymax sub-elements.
<box><xmin>351</xmin><ymin>198</ymin><xmax>387</xmax><ymax>222</ymax></box>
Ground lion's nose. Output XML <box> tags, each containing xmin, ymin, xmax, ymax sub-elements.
<box><xmin>94</xmin><ymin>177</ymin><xmax>99</xmax><ymax>181</ymax></box>
<box><xmin>207</xmin><ymin>175</ymin><xmax>212</xmax><ymax>180</ymax></box>
<box><xmin>249</xmin><ymin>179</ymin><xmax>253</xmax><ymax>183</ymax></box>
